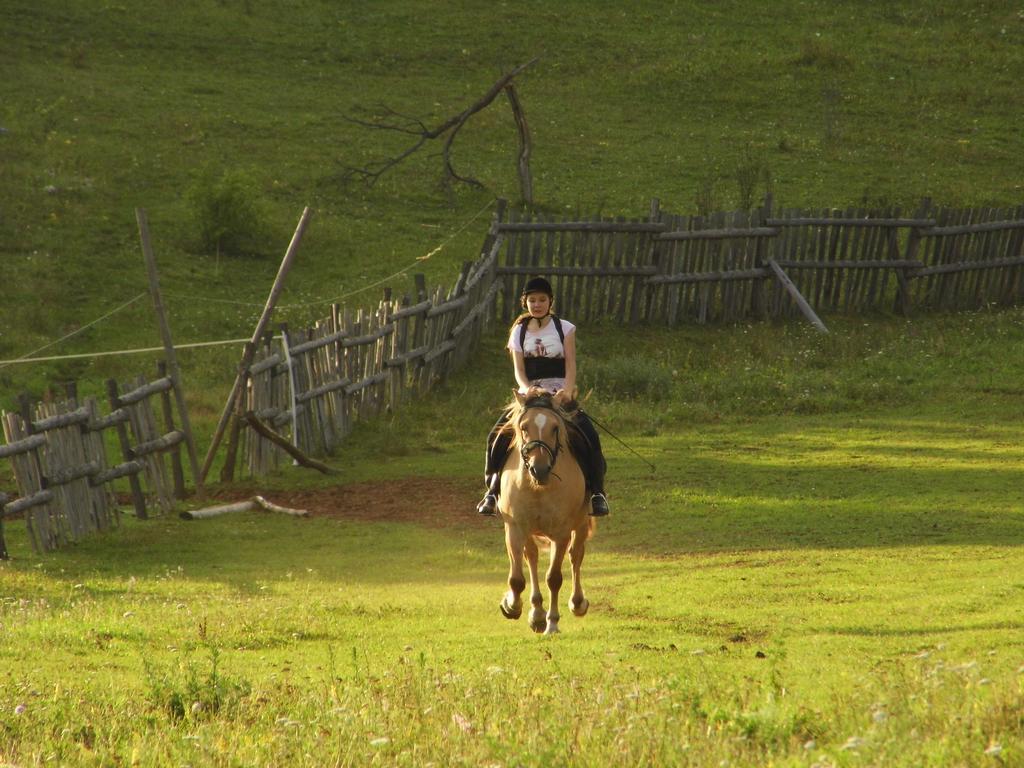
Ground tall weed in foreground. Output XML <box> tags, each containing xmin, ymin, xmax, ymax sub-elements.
<box><xmin>141</xmin><ymin>636</ymin><xmax>251</xmax><ymax>722</ymax></box>
<box><xmin>2</xmin><ymin>644</ymin><xmax>1018</xmax><ymax>766</ymax></box>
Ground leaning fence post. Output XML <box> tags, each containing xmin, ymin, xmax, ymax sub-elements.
<box><xmin>137</xmin><ymin>208</ymin><xmax>203</xmax><ymax>494</ymax></box>
<box><xmin>106</xmin><ymin>379</ymin><xmax>148</xmax><ymax>519</ymax></box>
<box><xmin>200</xmin><ymin>208</ymin><xmax>311</xmax><ymax>486</ymax></box>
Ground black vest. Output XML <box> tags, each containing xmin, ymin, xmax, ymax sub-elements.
<box><xmin>519</xmin><ymin>315</ymin><xmax>566</xmax><ymax>381</ymax></box>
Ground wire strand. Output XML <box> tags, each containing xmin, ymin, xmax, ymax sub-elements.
<box><xmin>0</xmin><ymin>293</ymin><xmax>148</xmax><ymax>371</ymax></box>
<box><xmin>0</xmin><ymin>337</ymin><xmax>260</xmax><ymax>367</ymax></box>
<box><xmin>163</xmin><ymin>198</ymin><xmax>496</xmax><ymax>310</ymax></box>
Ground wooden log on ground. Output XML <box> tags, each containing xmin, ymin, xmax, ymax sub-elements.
<box><xmin>242</xmin><ymin>411</ymin><xmax>334</xmax><ymax>474</ymax></box>
<box><xmin>180</xmin><ymin>495</ymin><xmax>310</xmax><ymax>520</ymax></box>
<box><xmin>180</xmin><ymin>499</ymin><xmax>256</xmax><ymax>519</ymax></box>
<box><xmin>253</xmin><ymin>496</ymin><xmax>309</xmax><ymax>516</ymax></box>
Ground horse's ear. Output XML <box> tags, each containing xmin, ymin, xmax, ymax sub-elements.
<box><xmin>514</xmin><ymin>390</ymin><xmax>526</xmax><ymax>405</ymax></box>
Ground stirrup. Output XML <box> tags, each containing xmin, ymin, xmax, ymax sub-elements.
<box><xmin>590</xmin><ymin>492</ymin><xmax>610</xmax><ymax>517</ymax></box>
<box><xmin>477</xmin><ymin>493</ymin><xmax>498</xmax><ymax>516</ymax></box>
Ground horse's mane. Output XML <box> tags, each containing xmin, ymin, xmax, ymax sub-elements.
<box><xmin>500</xmin><ymin>390</ymin><xmax>583</xmax><ymax>456</ymax></box>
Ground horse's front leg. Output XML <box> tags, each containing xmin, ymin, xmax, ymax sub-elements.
<box><xmin>500</xmin><ymin>523</ymin><xmax>526</xmax><ymax>620</ymax></box>
<box><xmin>568</xmin><ymin>525</ymin><xmax>589</xmax><ymax>617</ymax></box>
<box><xmin>525</xmin><ymin>536</ymin><xmax>546</xmax><ymax>633</ymax></box>
<box><xmin>544</xmin><ymin>538</ymin><xmax>569</xmax><ymax>635</ymax></box>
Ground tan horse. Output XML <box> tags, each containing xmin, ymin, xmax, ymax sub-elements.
<box><xmin>497</xmin><ymin>390</ymin><xmax>593</xmax><ymax>635</ymax></box>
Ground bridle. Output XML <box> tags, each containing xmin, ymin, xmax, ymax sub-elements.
<box><xmin>518</xmin><ymin>397</ymin><xmax>562</xmax><ymax>471</ymax></box>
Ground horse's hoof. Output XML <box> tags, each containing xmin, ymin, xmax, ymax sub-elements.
<box><xmin>570</xmin><ymin>598</ymin><xmax>589</xmax><ymax>617</ymax></box>
<box><xmin>529</xmin><ymin>611</ymin><xmax>546</xmax><ymax>633</ymax></box>
<box><xmin>500</xmin><ymin>598</ymin><xmax>521</xmax><ymax>620</ymax></box>
<box><xmin>543</xmin><ymin>623</ymin><xmax>560</xmax><ymax>635</ymax></box>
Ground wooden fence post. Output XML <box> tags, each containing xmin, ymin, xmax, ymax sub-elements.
<box><xmin>0</xmin><ymin>492</ymin><xmax>8</xmax><ymax>560</ymax></box>
<box><xmin>200</xmin><ymin>206</ymin><xmax>312</xmax><ymax>484</ymax></box>
<box><xmin>137</xmin><ymin>208</ymin><xmax>203</xmax><ymax>494</ymax></box>
<box><xmin>106</xmin><ymin>379</ymin><xmax>148</xmax><ymax>519</ymax></box>
<box><xmin>156</xmin><ymin>361</ymin><xmax>186</xmax><ymax>498</ymax></box>
<box><xmin>220</xmin><ymin>353</ymin><xmax>252</xmax><ymax>483</ymax></box>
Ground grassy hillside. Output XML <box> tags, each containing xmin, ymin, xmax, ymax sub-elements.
<box><xmin>4</xmin><ymin>6</ymin><xmax>1024</xmax><ymax>763</ymax></box>
<box><xmin>2</xmin><ymin>0</ymin><xmax>1024</xmax><ymax>410</ymax></box>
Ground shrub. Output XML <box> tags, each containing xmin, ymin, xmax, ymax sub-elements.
<box><xmin>187</xmin><ymin>167</ymin><xmax>269</xmax><ymax>257</ymax></box>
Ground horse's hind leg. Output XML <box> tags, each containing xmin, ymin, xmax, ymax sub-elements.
<box><xmin>500</xmin><ymin>523</ymin><xmax>526</xmax><ymax>620</ymax></box>
<box><xmin>568</xmin><ymin>525</ymin><xmax>589</xmax><ymax>617</ymax></box>
<box><xmin>525</xmin><ymin>537</ymin><xmax>546</xmax><ymax>633</ymax></box>
<box><xmin>543</xmin><ymin>538</ymin><xmax>569</xmax><ymax>635</ymax></box>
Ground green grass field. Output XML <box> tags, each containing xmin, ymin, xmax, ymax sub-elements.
<box><xmin>3</xmin><ymin>312</ymin><xmax>1024</xmax><ymax>766</ymax></box>
<box><xmin>3</xmin><ymin>2</ymin><xmax>1024</xmax><ymax>765</ymax></box>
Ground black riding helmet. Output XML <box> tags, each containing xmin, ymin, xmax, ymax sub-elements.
<box><xmin>520</xmin><ymin>276</ymin><xmax>554</xmax><ymax>298</ymax></box>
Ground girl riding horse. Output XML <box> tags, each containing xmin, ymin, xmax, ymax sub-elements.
<box><xmin>476</xmin><ymin>276</ymin><xmax>610</xmax><ymax>517</ymax></box>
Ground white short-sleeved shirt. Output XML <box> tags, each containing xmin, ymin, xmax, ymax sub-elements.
<box><xmin>507</xmin><ymin>317</ymin><xmax>576</xmax><ymax>394</ymax></box>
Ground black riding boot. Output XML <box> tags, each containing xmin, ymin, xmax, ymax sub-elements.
<box><xmin>476</xmin><ymin>472</ymin><xmax>502</xmax><ymax>516</ymax></box>
<box><xmin>572</xmin><ymin>410</ymin><xmax>610</xmax><ymax>517</ymax></box>
<box><xmin>477</xmin><ymin>411</ymin><xmax>513</xmax><ymax>516</ymax></box>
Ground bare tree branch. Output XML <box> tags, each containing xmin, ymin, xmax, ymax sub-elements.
<box><xmin>343</xmin><ymin>58</ymin><xmax>538</xmax><ymax>199</ymax></box>
<box><xmin>505</xmin><ymin>82</ymin><xmax>533</xmax><ymax>205</ymax></box>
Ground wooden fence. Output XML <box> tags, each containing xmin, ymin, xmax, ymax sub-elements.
<box><xmin>4</xmin><ymin>197</ymin><xmax>1023</xmax><ymax>547</ymax></box>
<box><xmin>492</xmin><ymin>198</ymin><xmax>1024</xmax><ymax>327</ymax></box>
<box><xmin>231</xmin><ymin>197</ymin><xmax>1024</xmax><ymax>480</ymax></box>
<box><xmin>0</xmin><ymin>363</ymin><xmax>191</xmax><ymax>555</ymax></box>
<box><xmin>233</xmin><ymin>227</ymin><xmax>502</xmax><ymax>479</ymax></box>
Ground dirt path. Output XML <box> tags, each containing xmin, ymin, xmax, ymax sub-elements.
<box><xmin>206</xmin><ymin>476</ymin><xmax>493</xmax><ymax>529</ymax></box>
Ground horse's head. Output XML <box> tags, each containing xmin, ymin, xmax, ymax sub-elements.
<box><xmin>513</xmin><ymin>389</ymin><xmax>564</xmax><ymax>485</ymax></box>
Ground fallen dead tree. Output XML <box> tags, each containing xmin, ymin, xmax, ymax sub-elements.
<box><xmin>180</xmin><ymin>495</ymin><xmax>309</xmax><ymax>520</ymax></box>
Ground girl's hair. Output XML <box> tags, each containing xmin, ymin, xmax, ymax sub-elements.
<box><xmin>508</xmin><ymin>301</ymin><xmax>555</xmax><ymax>339</ymax></box>
<box><xmin>509</xmin><ymin>311</ymin><xmax>536</xmax><ymax>337</ymax></box>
